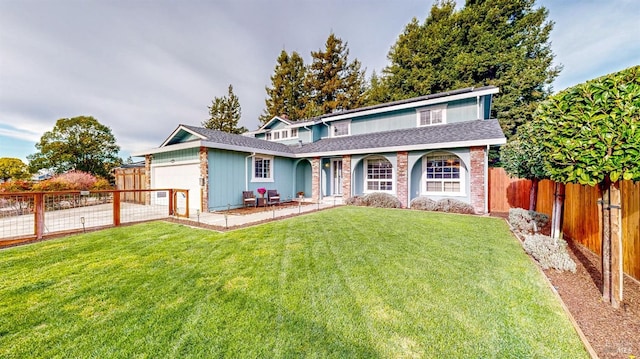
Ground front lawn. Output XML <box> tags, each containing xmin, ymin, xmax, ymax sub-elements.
<box><xmin>0</xmin><ymin>207</ymin><xmax>587</xmax><ymax>358</ymax></box>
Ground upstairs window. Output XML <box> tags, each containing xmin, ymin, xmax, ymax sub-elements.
<box><xmin>332</xmin><ymin>121</ymin><xmax>350</xmax><ymax>137</ymax></box>
<box><xmin>417</xmin><ymin>105</ymin><xmax>447</xmax><ymax>126</ymax></box>
<box><xmin>265</xmin><ymin>133</ymin><xmax>272</xmax><ymax>141</ymax></box>
<box><xmin>273</xmin><ymin>132</ymin><xmax>280</xmax><ymax>140</ymax></box>
<box><xmin>253</xmin><ymin>156</ymin><xmax>273</xmax><ymax>182</ymax></box>
<box><xmin>290</xmin><ymin>128</ymin><xmax>298</xmax><ymax>138</ymax></box>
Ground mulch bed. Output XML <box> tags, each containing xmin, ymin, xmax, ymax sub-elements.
<box><xmin>544</xmin><ymin>239</ymin><xmax>640</xmax><ymax>358</ymax></box>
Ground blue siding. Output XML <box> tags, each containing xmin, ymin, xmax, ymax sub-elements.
<box><xmin>208</xmin><ymin>149</ymin><xmax>249</xmax><ymax>210</ymax></box>
<box><xmin>350</xmin><ymin>108</ymin><xmax>416</xmax><ymax>135</ymax></box>
<box><xmin>483</xmin><ymin>95</ymin><xmax>492</xmax><ymax>119</ymax></box>
<box><xmin>294</xmin><ymin>160</ymin><xmax>312</xmax><ymax>197</ymax></box>
<box><xmin>447</xmin><ymin>98</ymin><xmax>478</xmax><ymax>123</ymax></box>
<box><xmin>154</xmin><ymin>148</ymin><xmax>199</xmax><ymax>163</ymax></box>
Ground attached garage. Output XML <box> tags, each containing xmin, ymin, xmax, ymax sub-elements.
<box><xmin>151</xmin><ymin>161</ymin><xmax>201</xmax><ymax>211</ymax></box>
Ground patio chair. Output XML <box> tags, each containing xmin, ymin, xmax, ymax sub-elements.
<box><xmin>266</xmin><ymin>189</ymin><xmax>280</xmax><ymax>205</ymax></box>
<box><xmin>242</xmin><ymin>191</ymin><xmax>256</xmax><ymax>207</ymax></box>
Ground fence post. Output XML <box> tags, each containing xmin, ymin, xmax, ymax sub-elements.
<box><xmin>113</xmin><ymin>191</ymin><xmax>121</xmax><ymax>226</ymax></box>
<box><xmin>34</xmin><ymin>193</ymin><xmax>44</xmax><ymax>239</ymax></box>
<box><xmin>168</xmin><ymin>189</ymin><xmax>174</xmax><ymax>216</ymax></box>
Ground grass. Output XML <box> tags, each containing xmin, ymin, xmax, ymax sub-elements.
<box><xmin>0</xmin><ymin>206</ymin><xmax>588</xmax><ymax>358</ymax></box>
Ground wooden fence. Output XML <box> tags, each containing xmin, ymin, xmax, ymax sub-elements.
<box><xmin>114</xmin><ymin>166</ymin><xmax>146</xmax><ymax>203</ymax></box>
<box><xmin>489</xmin><ymin>167</ymin><xmax>640</xmax><ymax>281</ymax></box>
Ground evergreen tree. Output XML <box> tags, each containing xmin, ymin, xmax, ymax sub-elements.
<box><xmin>305</xmin><ymin>33</ymin><xmax>366</xmax><ymax>117</ymax></box>
<box><xmin>379</xmin><ymin>0</ymin><xmax>560</xmax><ymax>138</ymax></box>
<box><xmin>259</xmin><ymin>50</ymin><xmax>308</xmax><ymax>125</ymax></box>
<box><xmin>203</xmin><ymin>84</ymin><xmax>247</xmax><ymax>134</ymax></box>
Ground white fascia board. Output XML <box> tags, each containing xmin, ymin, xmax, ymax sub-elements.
<box><xmin>131</xmin><ymin>140</ymin><xmax>203</xmax><ymax>157</ymax></box>
<box><xmin>321</xmin><ymin>88</ymin><xmax>500</xmax><ymax>124</ymax></box>
<box><xmin>200</xmin><ymin>141</ymin><xmax>296</xmax><ymax>158</ymax></box>
<box><xmin>160</xmin><ymin>125</ymin><xmax>207</xmax><ymax>147</ymax></box>
<box><xmin>297</xmin><ymin>137</ymin><xmax>506</xmax><ymax>157</ymax></box>
<box><xmin>257</xmin><ymin>116</ymin><xmax>292</xmax><ymax>131</ymax></box>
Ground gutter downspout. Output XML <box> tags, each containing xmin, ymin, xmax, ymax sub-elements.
<box><xmin>245</xmin><ymin>152</ymin><xmax>256</xmax><ymax>190</ymax></box>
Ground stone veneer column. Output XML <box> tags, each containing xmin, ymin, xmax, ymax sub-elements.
<box><xmin>469</xmin><ymin>146</ymin><xmax>486</xmax><ymax>214</ymax></box>
<box><xmin>199</xmin><ymin>146</ymin><xmax>208</xmax><ymax>212</ymax></box>
<box><xmin>145</xmin><ymin>154</ymin><xmax>152</xmax><ymax>205</ymax></box>
<box><xmin>311</xmin><ymin>157</ymin><xmax>321</xmax><ymax>202</ymax></box>
<box><xmin>396</xmin><ymin>151</ymin><xmax>409</xmax><ymax>208</ymax></box>
<box><xmin>341</xmin><ymin>155</ymin><xmax>351</xmax><ymax>200</ymax></box>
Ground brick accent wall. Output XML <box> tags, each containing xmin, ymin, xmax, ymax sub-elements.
<box><xmin>199</xmin><ymin>146</ymin><xmax>208</xmax><ymax>212</ymax></box>
<box><xmin>145</xmin><ymin>154</ymin><xmax>152</xmax><ymax>205</ymax></box>
<box><xmin>341</xmin><ymin>155</ymin><xmax>351</xmax><ymax>200</ymax></box>
<box><xmin>311</xmin><ymin>157</ymin><xmax>320</xmax><ymax>201</ymax></box>
<box><xmin>469</xmin><ymin>146</ymin><xmax>486</xmax><ymax>214</ymax></box>
<box><xmin>396</xmin><ymin>151</ymin><xmax>409</xmax><ymax>208</ymax></box>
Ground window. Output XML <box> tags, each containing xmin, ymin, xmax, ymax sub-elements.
<box><xmin>332</xmin><ymin>121</ymin><xmax>350</xmax><ymax>137</ymax></box>
<box><xmin>417</xmin><ymin>105</ymin><xmax>447</xmax><ymax>126</ymax></box>
<box><xmin>273</xmin><ymin>132</ymin><xmax>280</xmax><ymax>140</ymax></box>
<box><xmin>423</xmin><ymin>154</ymin><xmax>464</xmax><ymax>195</ymax></box>
<box><xmin>281</xmin><ymin>130</ymin><xmax>289</xmax><ymax>139</ymax></box>
<box><xmin>365</xmin><ymin>157</ymin><xmax>394</xmax><ymax>192</ymax></box>
<box><xmin>265</xmin><ymin>133</ymin><xmax>272</xmax><ymax>141</ymax></box>
<box><xmin>253</xmin><ymin>156</ymin><xmax>273</xmax><ymax>182</ymax></box>
<box><xmin>290</xmin><ymin>128</ymin><xmax>298</xmax><ymax>138</ymax></box>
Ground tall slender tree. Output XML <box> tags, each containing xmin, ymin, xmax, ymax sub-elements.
<box><xmin>203</xmin><ymin>84</ymin><xmax>247</xmax><ymax>134</ymax></box>
<box><xmin>259</xmin><ymin>50</ymin><xmax>308</xmax><ymax>125</ymax></box>
<box><xmin>305</xmin><ymin>33</ymin><xmax>366</xmax><ymax>117</ymax></box>
<box><xmin>378</xmin><ymin>0</ymin><xmax>560</xmax><ymax>138</ymax></box>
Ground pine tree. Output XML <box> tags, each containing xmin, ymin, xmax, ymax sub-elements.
<box><xmin>259</xmin><ymin>50</ymin><xmax>308</xmax><ymax>125</ymax></box>
<box><xmin>203</xmin><ymin>84</ymin><xmax>247</xmax><ymax>134</ymax></box>
<box><xmin>305</xmin><ymin>33</ymin><xmax>366</xmax><ymax>117</ymax></box>
<box><xmin>378</xmin><ymin>0</ymin><xmax>560</xmax><ymax>138</ymax></box>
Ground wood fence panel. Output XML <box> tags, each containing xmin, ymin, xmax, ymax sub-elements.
<box><xmin>622</xmin><ymin>180</ymin><xmax>640</xmax><ymax>280</ymax></box>
<box><xmin>487</xmin><ymin>167</ymin><xmax>639</xmax><ymax>281</ymax></box>
<box><xmin>488</xmin><ymin>167</ymin><xmax>531</xmax><ymax>212</ymax></box>
<box><xmin>562</xmin><ymin>184</ymin><xmax>602</xmax><ymax>255</ymax></box>
<box><xmin>535</xmin><ymin>180</ymin><xmax>555</xmax><ymax>218</ymax></box>
<box><xmin>114</xmin><ymin>167</ymin><xmax>146</xmax><ymax>204</ymax></box>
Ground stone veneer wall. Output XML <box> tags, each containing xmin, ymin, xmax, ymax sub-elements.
<box><xmin>341</xmin><ymin>155</ymin><xmax>351</xmax><ymax>200</ymax></box>
<box><xmin>469</xmin><ymin>146</ymin><xmax>486</xmax><ymax>214</ymax></box>
<box><xmin>396</xmin><ymin>151</ymin><xmax>409</xmax><ymax>208</ymax></box>
<box><xmin>199</xmin><ymin>146</ymin><xmax>208</xmax><ymax>212</ymax></box>
<box><xmin>311</xmin><ymin>157</ymin><xmax>320</xmax><ymax>201</ymax></box>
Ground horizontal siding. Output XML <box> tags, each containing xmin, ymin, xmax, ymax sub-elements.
<box><xmin>350</xmin><ymin>108</ymin><xmax>416</xmax><ymax>135</ymax></box>
<box><xmin>153</xmin><ymin>148</ymin><xmax>199</xmax><ymax>163</ymax></box>
<box><xmin>447</xmin><ymin>98</ymin><xmax>477</xmax><ymax>123</ymax></box>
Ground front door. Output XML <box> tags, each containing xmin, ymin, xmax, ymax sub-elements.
<box><xmin>332</xmin><ymin>159</ymin><xmax>343</xmax><ymax>195</ymax></box>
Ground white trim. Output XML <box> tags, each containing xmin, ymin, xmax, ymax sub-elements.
<box><xmin>131</xmin><ymin>140</ymin><xmax>202</xmax><ymax>157</ymax></box>
<box><xmin>133</xmin><ymin>137</ymin><xmax>505</xmax><ymax>159</ymax></box>
<box><xmin>299</xmin><ymin>138</ymin><xmax>506</xmax><ymax>158</ymax></box>
<box><xmin>421</xmin><ymin>152</ymin><xmax>466</xmax><ymax>197</ymax></box>
<box><xmin>160</xmin><ymin>125</ymin><xmax>207</xmax><ymax>147</ymax></box>
<box><xmin>416</xmin><ymin>104</ymin><xmax>447</xmax><ymax>127</ymax></box>
<box><xmin>319</xmin><ymin>87</ymin><xmax>499</xmax><ymax>124</ymax></box>
<box><xmin>252</xmin><ymin>155</ymin><xmax>274</xmax><ymax>182</ymax></box>
<box><xmin>331</xmin><ymin>120</ymin><xmax>351</xmax><ymax>137</ymax></box>
<box><xmin>363</xmin><ymin>157</ymin><xmax>395</xmax><ymax>194</ymax></box>
<box><xmin>150</xmin><ymin>159</ymin><xmax>200</xmax><ymax>168</ymax></box>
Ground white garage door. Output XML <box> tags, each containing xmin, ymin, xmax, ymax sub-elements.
<box><xmin>152</xmin><ymin>163</ymin><xmax>201</xmax><ymax>211</ymax></box>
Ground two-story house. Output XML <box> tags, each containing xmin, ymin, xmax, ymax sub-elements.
<box><xmin>132</xmin><ymin>86</ymin><xmax>506</xmax><ymax>213</ymax></box>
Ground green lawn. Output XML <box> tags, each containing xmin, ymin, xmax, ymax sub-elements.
<box><xmin>0</xmin><ymin>207</ymin><xmax>587</xmax><ymax>358</ymax></box>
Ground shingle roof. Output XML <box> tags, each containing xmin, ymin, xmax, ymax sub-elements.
<box><xmin>291</xmin><ymin>119</ymin><xmax>505</xmax><ymax>154</ymax></box>
<box><xmin>182</xmin><ymin>120</ymin><xmax>505</xmax><ymax>157</ymax></box>
<box><xmin>181</xmin><ymin>125</ymin><xmax>293</xmax><ymax>154</ymax></box>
